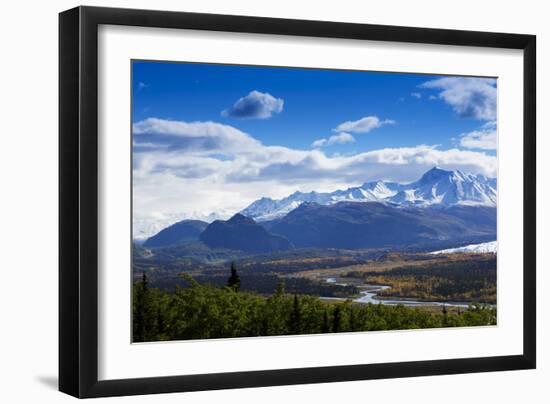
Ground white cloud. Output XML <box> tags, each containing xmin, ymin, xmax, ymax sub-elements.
<box><xmin>411</xmin><ymin>92</ymin><xmax>422</xmax><ymax>99</ymax></box>
<box><xmin>328</xmin><ymin>132</ymin><xmax>355</xmax><ymax>145</ymax></box>
<box><xmin>420</xmin><ymin>77</ymin><xmax>497</xmax><ymax>121</ymax></box>
<box><xmin>460</xmin><ymin>130</ymin><xmax>497</xmax><ymax>150</ymax></box>
<box><xmin>133</xmin><ymin>118</ymin><xmax>497</xmax><ymax>237</ymax></box>
<box><xmin>253</xmin><ymin>145</ymin><xmax>496</xmax><ymax>184</ymax></box>
<box><xmin>133</xmin><ymin>118</ymin><xmax>497</xmax><ymax>186</ymax></box>
<box><xmin>221</xmin><ymin>90</ymin><xmax>284</xmax><ymax>119</ymax></box>
<box><xmin>459</xmin><ymin>121</ymin><xmax>497</xmax><ymax>150</ymax></box>
<box><xmin>334</xmin><ymin>116</ymin><xmax>395</xmax><ymax>133</ymax></box>
<box><xmin>311</xmin><ymin>138</ymin><xmax>327</xmax><ymax>148</ymax></box>
<box><xmin>429</xmin><ymin>95</ymin><xmax>438</xmax><ymax>100</ymax></box>
<box><xmin>133</xmin><ymin>117</ymin><xmax>261</xmax><ymax>154</ymax></box>
<box><xmin>312</xmin><ymin>132</ymin><xmax>355</xmax><ymax>148</ymax></box>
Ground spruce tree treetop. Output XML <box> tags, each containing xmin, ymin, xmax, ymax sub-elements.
<box><xmin>227</xmin><ymin>261</ymin><xmax>241</xmax><ymax>291</ymax></box>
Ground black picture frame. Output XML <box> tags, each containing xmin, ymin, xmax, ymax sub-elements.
<box><xmin>59</xmin><ymin>5</ymin><xmax>536</xmax><ymax>398</ymax></box>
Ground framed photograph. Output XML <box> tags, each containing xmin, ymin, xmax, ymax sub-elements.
<box><xmin>59</xmin><ymin>6</ymin><xmax>536</xmax><ymax>398</ymax></box>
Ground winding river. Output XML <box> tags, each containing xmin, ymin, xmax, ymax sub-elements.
<box><xmin>322</xmin><ymin>282</ymin><xmax>472</xmax><ymax>308</ymax></box>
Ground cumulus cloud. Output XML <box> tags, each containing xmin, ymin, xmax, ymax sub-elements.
<box><xmin>333</xmin><ymin>116</ymin><xmax>395</xmax><ymax>133</ymax></box>
<box><xmin>133</xmin><ymin>117</ymin><xmax>261</xmax><ymax>154</ymax></box>
<box><xmin>420</xmin><ymin>77</ymin><xmax>497</xmax><ymax>121</ymax></box>
<box><xmin>221</xmin><ymin>90</ymin><xmax>284</xmax><ymax>119</ymax></box>
<box><xmin>312</xmin><ymin>132</ymin><xmax>355</xmax><ymax>148</ymax></box>
<box><xmin>459</xmin><ymin>121</ymin><xmax>497</xmax><ymax>150</ymax></box>
<box><xmin>253</xmin><ymin>145</ymin><xmax>497</xmax><ymax>184</ymax></box>
<box><xmin>327</xmin><ymin>132</ymin><xmax>355</xmax><ymax>145</ymax></box>
<box><xmin>311</xmin><ymin>138</ymin><xmax>327</xmax><ymax>148</ymax></box>
<box><xmin>133</xmin><ymin>118</ymin><xmax>497</xmax><ymax>184</ymax></box>
<box><xmin>411</xmin><ymin>92</ymin><xmax>422</xmax><ymax>99</ymax></box>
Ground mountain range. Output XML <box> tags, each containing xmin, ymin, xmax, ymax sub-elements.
<box><xmin>240</xmin><ymin>167</ymin><xmax>497</xmax><ymax>222</ymax></box>
<box><xmin>141</xmin><ymin>167</ymin><xmax>497</xmax><ymax>252</ymax></box>
<box><xmin>264</xmin><ymin>202</ymin><xmax>495</xmax><ymax>249</ymax></box>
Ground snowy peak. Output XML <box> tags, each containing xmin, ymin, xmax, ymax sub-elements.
<box><xmin>393</xmin><ymin>166</ymin><xmax>497</xmax><ymax>207</ymax></box>
<box><xmin>418</xmin><ymin>166</ymin><xmax>452</xmax><ymax>182</ymax></box>
<box><xmin>360</xmin><ymin>180</ymin><xmax>401</xmax><ymax>199</ymax></box>
<box><xmin>240</xmin><ymin>167</ymin><xmax>497</xmax><ymax>222</ymax></box>
<box><xmin>239</xmin><ymin>191</ymin><xmax>333</xmax><ymax>222</ymax></box>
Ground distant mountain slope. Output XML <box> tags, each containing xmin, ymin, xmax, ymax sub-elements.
<box><xmin>134</xmin><ymin>209</ymin><xmax>234</xmax><ymax>241</ymax></box>
<box><xmin>267</xmin><ymin>202</ymin><xmax>496</xmax><ymax>249</ymax></box>
<box><xmin>241</xmin><ymin>167</ymin><xmax>497</xmax><ymax>221</ymax></box>
<box><xmin>199</xmin><ymin>214</ymin><xmax>294</xmax><ymax>253</ymax></box>
<box><xmin>143</xmin><ymin>220</ymin><xmax>208</xmax><ymax>248</ymax></box>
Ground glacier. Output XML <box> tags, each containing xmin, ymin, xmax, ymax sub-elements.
<box><xmin>430</xmin><ymin>240</ymin><xmax>497</xmax><ymax>254</ymax></box>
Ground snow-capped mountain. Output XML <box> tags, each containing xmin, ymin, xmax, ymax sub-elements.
<box><xmin>388</xmin><ymin>167</ymin><xmax>497</xmax><ymax>207</ymax></box>
<box><xmin>240</xmin><ymin>167</ymin><xmax>497</xmax><ymax>222</ymax></box>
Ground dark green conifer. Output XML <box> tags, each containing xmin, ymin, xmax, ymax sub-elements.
<box><xmin>289</xmin><ymin>294</ymin><xmax>301</xmax><ymax>334</ymax></box>
<box><xmin>275</xmin><ymin>278</ymin><xmax>285</xmax><ymax>296</ymax></box>
<box><xmin>227</xmin><ymin>261</ymin><xmax>241</xmax><ymax>291</ymax></box>
<box><xmin>133</xmin><ymin>273</ymin><xmax>148</xmax><ymax>342</ymax></box>
<box><xmin>332</xmin><ymin>305</ymin><xmax>342</xmax><ymax>333</ymax></box>
<box><xmin>322</xmin><ymin>308</ymin><xmax>330</xmax><ymax>333</ymax></box>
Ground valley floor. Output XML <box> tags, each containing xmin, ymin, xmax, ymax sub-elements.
<box><xmin>133</xmin><ymin>247</ymin><xmax>497</xmax><ymax>341</ymax></box>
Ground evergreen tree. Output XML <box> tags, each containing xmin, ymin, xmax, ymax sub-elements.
<box><xmin>260</xmin><ymin>316</ymin><xmax>269</xmax><ymax>336</ymax></box>
<box><xmin>442</xmin><ymin>304</ymin><xmax>448</xmax><ymax>326</ymax></box>
<box><xmin>275</xmin><ymin>278</ymin><xmax>285</xmax><ymax>296</ymax></box>
<box><xmin>332</xmin><ymin>305</ymin><xmax>342</xmax><ymax>333</ymax></box>
<box><xmin>349</xmin><ymin>306</ymin><xmax>358</xmax><ymax>331</ymax></box>
<box><xmin>289</xmin><ymin>294</ymin><xmax>302</xmax><ymax>334</ymax></box>
<box><xmin>133</xmin><ymin>273</ymin><xmax>148</xmax><ymax>342</ymax></box>
<box><xmin>321</xmin><ymin>308</ymin><xmax>330</xmax><ymax>333</ymax></box>
<box><xmin>227</xmin><ymin>261</ymin><xmax>241</xmax><ymax>291</ymax></box>
<box><xmin>131</xmin><ymin>277</ymin><xmax>497</xmax><ymax>342</ymax></box>
<box><xmin>156</xmin><ymin>306</ymin><xmax>165</xmax><ymax>336</ymax></box>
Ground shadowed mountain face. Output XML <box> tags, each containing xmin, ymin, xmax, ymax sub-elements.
<box><xmin>199</xmin><ymin>214</ymin><xmax>294</xmax><ymax>253</ymax></box>
<box><xmin>266</xmin><ymin>202</ymin><xmax>496</xmax><ymax>249</ymax></box>
<box><xmin>143</xmin><ymin>220</ymin><xmax>208</xmax><ymax>248</ymax></box>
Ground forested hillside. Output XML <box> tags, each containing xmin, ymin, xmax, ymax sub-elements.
<box><xmin>132</xmin><ymin>273</ymin><xmax>496</xmax><ymax>342</ymax></box>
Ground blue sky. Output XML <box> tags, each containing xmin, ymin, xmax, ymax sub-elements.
<box><xmin>132</xmin><ymin>61</ymin><xmax>494</xmax><ymax>154</ymax></box>
<box><xmin>131</xmin><ymin>60</ymin><xmax>498</xmax><ymax>238</ymax></box>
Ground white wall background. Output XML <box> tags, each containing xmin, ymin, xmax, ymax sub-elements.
<box><xmin>0</xmin><ymin>0</ymin><xmax>546</xmax><ymax>402</ymax></box>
